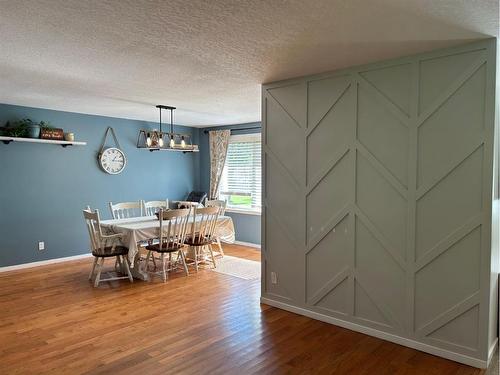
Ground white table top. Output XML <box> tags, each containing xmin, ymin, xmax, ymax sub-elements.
<box><xmin>100</xmin><ymin>215</ymin><xmax>235</xmax><ymax>266</ymax></box>
<box><xmin>101</xmin><ymin>215</ymin><xmax>233</xmax><ymax>230</ymax></box>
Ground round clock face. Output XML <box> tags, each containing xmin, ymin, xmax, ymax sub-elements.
<box><xmin>100</xmin><ymin>147</ymin><xmax>126</xmax><ymax>175</ymax></box>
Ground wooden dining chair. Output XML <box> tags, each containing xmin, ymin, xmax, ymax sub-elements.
<box><xmin>141</xmin><ymin>199</ymin><xmax>170</xmax><ymax>216</ymax></box>
<box><xmin>186</xmin><ymin>191</ymin><xmax>207</xmax><ymax>204</ymax></box>
<box><xmin>145</xmin><ymin>208</ymin><xmax>191</xmax><ymax>282</ymax></box>
<box><xmin>204</xmin><ymin>199</ymin><xmax>227</xmax><ymax>215</ymax></box>
<box><xmin>140</xmin><ymin>200</ymin><xmax>170</xmax><ymax>268</ymax></box>
<box><xmin>185</xmin><ymin>206</ymin><xmax>220</xmax><ymax>271</ymax></box>
<box><xmin>83</xmin><ymin>208</ymin><xmax>133</xmax><ymax>287</ymax></box>
<box><xmin>109</xmin><ymin>201</ymin><xmax>142</xmax><ymax>219</ymax></box>
<box><xmin>176</xmin><ymin>200</ymin><xmax>201</xmax><ymax>209</ymax></box>
<box><xmin>204</xmin><ymin>199</ymin><xmax>227</xmax><ymax>257</ymax></box>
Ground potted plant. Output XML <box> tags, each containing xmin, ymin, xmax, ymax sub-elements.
<box><xmin>39</xmin><ymin>121</ymin><xmax>52</xmax><ymax>130</ymax></box>
<box><xmin>22</xmin><ymin>119</ymin><xmax>41</xmax><ymax>138</ymax></box>
<box><xmin>3</xmin><ymin>119</ymin><xmax>41</xmax><ymax>138</ymax></box>
<box><xmin>1</xmin><ymin>119</ymin><xmax>62</xmax><ymax>139</ymax></box>
<box><xmin>3</xmin><ymin>120</ymin><xmax>28</xmax><ymax>138</ymax></box>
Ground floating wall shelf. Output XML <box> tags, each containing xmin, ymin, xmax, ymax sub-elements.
<box><xmin>0</xmin><ymin>136</ymin><xmax>87</xmax><ymax>148</ymax></box>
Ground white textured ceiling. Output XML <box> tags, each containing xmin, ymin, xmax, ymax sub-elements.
<box><xmin>0</xmin><ymin>0</ymin><xmax>498</xmax><ymax>127</ymax></box>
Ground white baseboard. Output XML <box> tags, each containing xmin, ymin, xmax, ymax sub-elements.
<box><xmin>487</xmin><ymin>338</ymin><xmax>498</xmax><ymax>367</ymax></box>
<box><xmin>0</xmin><ymin>253</ymin><xmax>92</xmax><ymax>273</ymax></box>
<box><xmin>233</xmin><ymin>240</ymin><xmax>261</xmax><ymax>249</ymax></box>
<box><xmin>0</xmin><ymin>242</ymin><xmax>261</xmax><ymax>272</ymax></box>
<box><xmin>261</xmin><ymin>297</ymin><xmax>488</xmax><ymax>369</ymax></box>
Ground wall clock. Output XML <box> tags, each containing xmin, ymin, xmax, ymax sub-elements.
<box><xmin>99</xmin><ymin>147</ymin><xmax>126</xmax><ymax>174</ymax></box>
<box><xmin>98</xmin><ymin>127</ymin><xmax>126</xmax><ymax>175</ymax></box>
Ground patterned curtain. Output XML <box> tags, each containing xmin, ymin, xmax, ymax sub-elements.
<box><xmin>209</xmin><ymin>129</ymin><xmax>231</xmax><ymax>199</ymax></box>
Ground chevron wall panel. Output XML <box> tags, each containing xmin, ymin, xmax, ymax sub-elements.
<box><xmin>261</xmin><ymin>39</ymin><xmax>498</xmax><ymax>367</ymax></box>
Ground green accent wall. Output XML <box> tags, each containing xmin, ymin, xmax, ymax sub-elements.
<box><xmin>261</xmin><ymin>39</ymin><xmax>498</xmax><ymax>367</ymax></box>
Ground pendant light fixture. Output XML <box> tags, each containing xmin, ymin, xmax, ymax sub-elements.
<box><xmin>137</xmin><ymin>105</ymin><xmax>199</xmax><ymax>152</ymax></box>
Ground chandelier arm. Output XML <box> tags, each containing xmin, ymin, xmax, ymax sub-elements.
<box><xmin>159</xmin><ymin>106</ymin><xmax>162</xmax><ymax>133</ymax></box>
<box><xmin>170</xmin><ymin>108</ymin><xmax>174</xmax><ymax>134</ymax></box>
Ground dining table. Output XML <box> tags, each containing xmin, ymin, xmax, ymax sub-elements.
<box><xmin>100</xmin><ymin>214</ymin><xmax>235</xmax><ymax>280</ymax></box>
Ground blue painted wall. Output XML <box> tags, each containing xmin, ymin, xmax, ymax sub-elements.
<box><xmin>198</xmin><ymin>122</ymin><xmax>261</xmax><ymax>245</ymax></box>
<box><xmin>0</xmin><ymin>103</ymin><xmax>200</xmax><ymax>266</ymax></box>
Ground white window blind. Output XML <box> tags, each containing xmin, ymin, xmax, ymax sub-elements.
<box><xmin>219</xmin><ymin>133</ymin><xmax>261</xmax><ymax>212</ymax></box>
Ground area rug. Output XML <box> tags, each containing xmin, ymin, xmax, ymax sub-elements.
<box><xmin>213</xmin><ymin>255</ymin><xmax>261</xmax><ymax>280</ymax></box>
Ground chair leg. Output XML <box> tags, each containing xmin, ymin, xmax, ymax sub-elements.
<box><xmin>161</xmin><ymin>253</ymin><xmax>167</xmax><ymax>282</ymax></box>
<box><xmin>172</xmin><ymin>251</ymin><xmax>180</xmax><ymax>269</ymax></box>
<box><xmin>89</xmin><ymin>257</ymin><xmax>98</xmax><ymax>281</ymax></box>
<box><xmin>115</xmin><ymin>255</ymin><xmax>127</xmax><ymax>275</ymax></box>
<box><xmin>94</xmin><ymin>257</ymin><xmax>104</xmax><ymax>287</ymax></box>
<box><xmin>216</xmin><ymin>238</ymin><xmax>224</xmax><ymax>257</ymax></box>
<box><xmin>179</xmin><ymin>250</ymin><xmax>189</xmax><ymax>276</ymax></box>
<box><xmin>146</xmin><ymin>250</ymin><xmax>157</xmax><ymax>271</ymax></box>
<box><xmin>208</xmin><ymin>244</ymin><xmax>217</xmax><ymax>269</ymax></box>
<box><xmin>114</xmin><ymin>258</ymin><xmax>120</xmax><ymax>272</ymax></box>
<box><xmin>121</xmin><ymin>255</ymin><xmax>133</xmax><ymax>283</ymax></box>
<box><xmin>194</xmin><ymin>247</ymin><xmax>199</xmax><ymax>272</ymax></box>
<box><xmin>145</xmin><ymin>251</ymin><xmax>151</xmax><ymax>271</ymax></box>
<box><xmin>151</xmin><ymin>251</ymin><xmax>157</xmax><ymax>269</ymax></box>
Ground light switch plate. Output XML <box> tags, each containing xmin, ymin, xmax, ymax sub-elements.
<box><xmin>271</xmin><ymin>271</ymin><xmax>277</xmax><ymax>284</ymax></box>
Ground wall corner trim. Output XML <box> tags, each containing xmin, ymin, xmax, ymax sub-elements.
<box><xmin>260</xmin><ymin>297</ymin><xmax>489</xmax><ymax>369</ymax></box>
<box><xmin>487</xmin><ymin>338</ymin><xmax>498</xmax><ymax>368</ymax></box>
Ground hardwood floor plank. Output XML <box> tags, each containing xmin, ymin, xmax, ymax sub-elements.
<box><xmin>0</xmin><ymin>244</ymin><xmax>486</xmax><ymax>374</ymax></box>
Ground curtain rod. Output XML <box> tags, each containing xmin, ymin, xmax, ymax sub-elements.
<box><xmin>203</xmin><ymin>126</ymin><xmax>261</xmax><ymax>134</ymax></box>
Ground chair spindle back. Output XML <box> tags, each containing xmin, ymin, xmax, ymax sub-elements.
<box><xmin>191</xmin><ymin>206</ymin><xmax>219</xmax><ymax>244</ymax></box>
<box><xmin>142</xmin><ymin>199</ymin><xmax>170</xmax><ymax>216</ymax></box>
<box><xmin>109</xmin><ymin>201</ymin><xmax>142</xmax><ymax>219</ymax></box>
<box><xmin>158</xmin><ymin>208</ymin><xmax>191</xmax><ymax>249</ymax></box>
<box><xmin>204</xmin><ymin>199</ymin><xmax>227</xmax><ymax>215</ymax></box>
<box><xmin>83</xmin><ymin>208</ymin><xmax>122</xmax><ymax>255</ymax></box>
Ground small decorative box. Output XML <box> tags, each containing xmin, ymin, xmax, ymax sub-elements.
<box><xmin>40</xmin><ymin>128</ymin><xmax>64</xmax><ymax>140</ymax></box>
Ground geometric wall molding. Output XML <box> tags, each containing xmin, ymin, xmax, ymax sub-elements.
<box><xmin>262</xmin><ymin>39</ymin><xmax>498</xmax><ymax>368</ymax></box>
<box><xmin>360</xmin><ymin>62</ymin><xmax>412</xmax><ymax>117</ymax></box>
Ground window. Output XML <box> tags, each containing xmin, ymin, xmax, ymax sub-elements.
<box><xmin>219</xmin><ymin>133</ymin><xmax>261</xmax><ymax>213</ymax></box>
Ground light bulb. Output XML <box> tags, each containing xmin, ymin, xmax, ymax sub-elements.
<box><xmin>146</xmin><ymin>133</ymin><xmax>152</xmax><ymax>147</ymax></box>
<box><xmin>181</xmin><ymin>136</ymin><xmax>186</xmax><ymax>148</ymax></box>
<box><xmin>158</xmin><ymin>135</ymin><xmax>164</xmax><ymax>147</ymax></box>
<box><xmin>169</xmin><ymin>136</ymin><xmax>175</xmax><ymax>148</ymax></box>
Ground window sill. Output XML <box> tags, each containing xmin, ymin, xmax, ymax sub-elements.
<box><xmin>225</xmin><ymin>208</ymin><xmax>261</xmax><ymax>216</ymax></box>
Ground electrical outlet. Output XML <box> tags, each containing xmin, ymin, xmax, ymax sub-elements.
<box><xmin>271</xmin><ymin>271</ymin><xmax>278</xmax><ymax>285</ymax></box>
<box><xmin>38</xmin><ymin>241</ymin><xmax>45</xmax><ymax>251</ymax></box>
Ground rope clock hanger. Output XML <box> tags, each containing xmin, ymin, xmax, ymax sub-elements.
<box><xmin>98</xmin><ymin>127</ymin><xmax>126</xmax><ymax>175</ymax></box>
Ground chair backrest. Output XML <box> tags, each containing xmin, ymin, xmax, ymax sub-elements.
<box><xmin>177</xmin><ymin>200</ymin><xmax>202</xmax><ymax>209</ymax></box>
<box><xmin>109</xmin><ymin>201</ymin><xmax>142</xmax><ymax>219</ymax></box>
<box><xmin>191</xmin><ymin>206</ymin><xmax>220</xmax><ymax>244</ymax></box>
<box><xmin>83</xmin><ymin>208</ymin><xmax>104</xmax><ymax>253</ymax></box>
<box><xmin>204</xmin><ymin>199</ymin><xmax>227</xmax><ymax>215</ymax></box>
<box><xmin>158</xmin><ymin>208</ymin><xmax>191</xmax><ymax>248</ymax></box>
<box><xmin>142</xmin><ymin>199</ymin><xmax>170</xmax><ymax>216</ymax></box>
<box><xmin>186</xmin><ymin>191</ymin><xmax>207</xmax><ymax>204</ymax></box>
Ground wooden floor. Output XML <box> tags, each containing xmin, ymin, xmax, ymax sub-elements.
<box><xmin>0</xmin><ymin>244</ymin><xmax>488</xmax><ymax>374</ymax></box>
